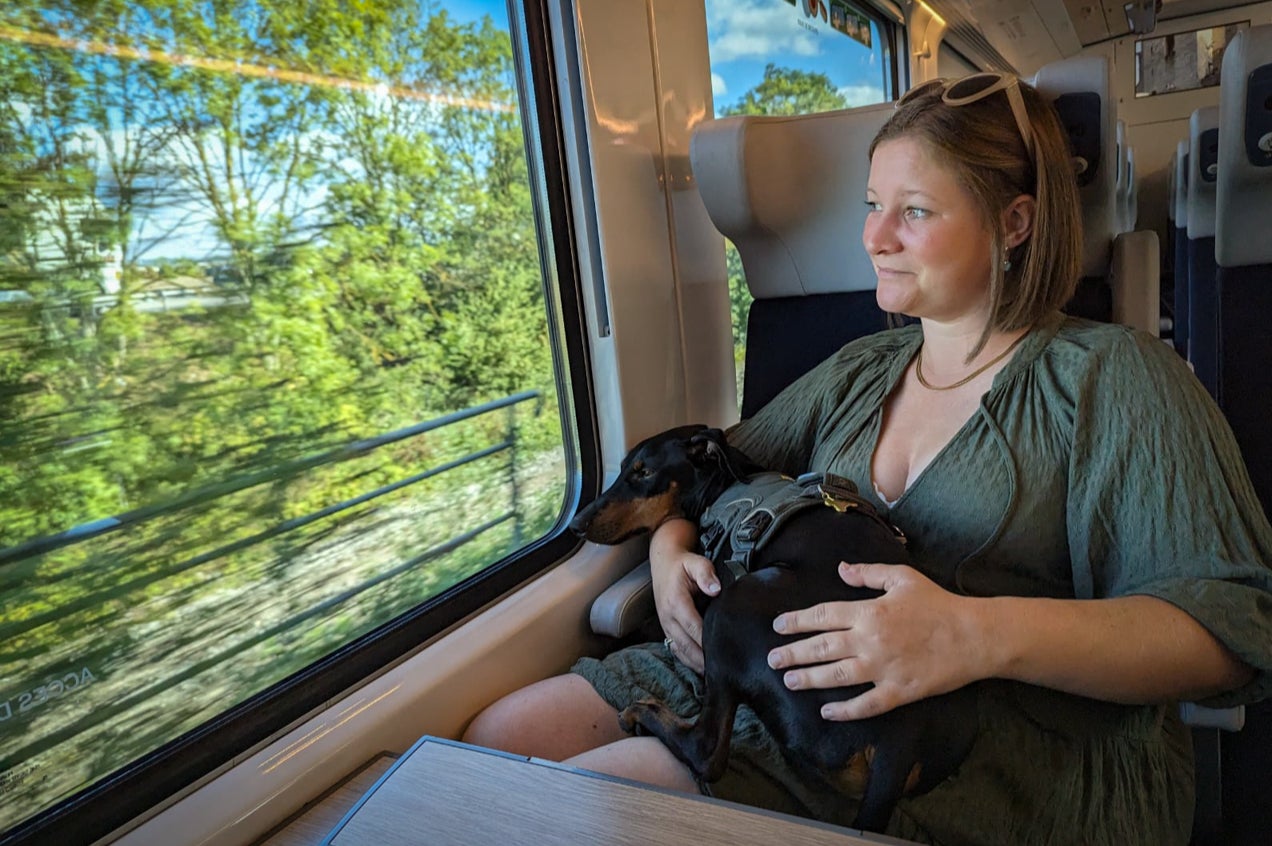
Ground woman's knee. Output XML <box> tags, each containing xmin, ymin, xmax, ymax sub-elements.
<box><xmin>566</xmin><ymin>736</ymin><xmax>700</xmax><ymax>794</ymax></box>
<box><xmin>462</xmin><ymin>672</ymin><xmax>626</xmax><ymax>760</ymax></box>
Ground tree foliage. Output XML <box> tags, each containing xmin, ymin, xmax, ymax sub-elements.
<box><xmin>0</xmin><ymin>1</ymin><xmax>561</xmax><ymax>828</ymax></box>
<box><xmin>721</xmin><ymin>63</ymin><xmax>850</xmax><ymax>118</ymax></box>
<box><xmin>0</xmin><ymin>1</ymin><xmax>554</xmax><ymax>545</ymax></box>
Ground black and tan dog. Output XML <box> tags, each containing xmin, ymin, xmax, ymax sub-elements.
<box><xmin>569</xmin><ymin>424</ymin><xmax>977</xmax><ymax>833</ymax></box>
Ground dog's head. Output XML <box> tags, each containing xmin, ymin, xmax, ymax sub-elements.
<box><xmin>569</xmin><ymin>424</ymin><xmax>757</xmax><ymax>545</ymax></box>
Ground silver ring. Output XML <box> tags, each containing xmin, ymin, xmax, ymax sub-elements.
<box><xmin>663</xmin><ymin>637</ymin><xmax>675</xmax><ymax>651</ymax></box>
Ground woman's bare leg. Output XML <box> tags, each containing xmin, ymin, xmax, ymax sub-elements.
<box><xmin>463</xmin><ymin>673</ymin><xmax>700</xmax><ymax>792</ymax></box>
<box><xmin>462</xmin><ymin>673</ymin><xmax>629</xmax><ymax>760</ymax></box>
<box><xmin>566</xmin><ymin>736</ymin><xmax>700</xmax><ymax>793</ymax></box>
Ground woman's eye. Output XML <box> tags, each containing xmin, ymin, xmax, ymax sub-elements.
<box><xmin>905</xmin><ymin>206</ymin><xmax>929</xmax><ymax>220</ymax></box>
<box><xmin>864</xmin><ymin>200</ymin><xmax>882</xmax><ymax>212</ymax></box>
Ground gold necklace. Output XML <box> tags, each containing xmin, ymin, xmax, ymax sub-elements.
<box><xmin>914</xmin><ymin>332</ymin><xmax>1028</xmax><ymax>391</ymax></box>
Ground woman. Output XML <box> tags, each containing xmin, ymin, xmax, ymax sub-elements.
<box><xmin>464</xmin><ymin>74</ymin><xmax>1272</xmax><ymax>844</ymax></box>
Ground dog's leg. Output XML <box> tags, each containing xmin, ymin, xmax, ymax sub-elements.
<box><xmin>850</xmin><ymin>741</ymin><xmax>921</xmax><ymax>834</ymax></box>
<box><xmin>618</xmin><ymin>674</ymin><xmax>739</xmax><ymax>783</ymax></box>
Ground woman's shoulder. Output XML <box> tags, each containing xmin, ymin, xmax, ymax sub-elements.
<box><xmin>1044</xmin><ymin>316</ymin><xmax>1191</xmax><ymax>383</ymax></box>
<box><xmin>1031</xmin><ymin>316</ymin><xmax>1212</xmax><ymax>425</ymax></box>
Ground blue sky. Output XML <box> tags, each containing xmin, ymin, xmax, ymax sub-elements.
<box><xmin>454</xmin><ymin>0</ymin><xmax>886</xmax><ymax>114</ymax></box>
<box><xmin>703</xmin><ymin>0</ymin><xmax>886</xmax><ymax>111</ymax></box>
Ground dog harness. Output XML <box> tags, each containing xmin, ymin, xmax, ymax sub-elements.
<box><xmin>697</xmin><ymin>471</ymin><xmax>906</xmax><ymax>582</ymax></box>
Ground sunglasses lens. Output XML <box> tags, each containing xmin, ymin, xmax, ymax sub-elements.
<box><xmin>944</xmin><ymin>73</ymin><xmax>1003</xmax><ymax>101</ymax></box>
<box><xmin>898</xmin><ymin>78</ymin><xmax>945</xmax><ymax>105</ymax></box>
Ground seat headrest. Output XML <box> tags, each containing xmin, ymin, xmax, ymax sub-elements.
<box><xmin>1173</xmin><ymin>139</ymin><xmax>1189</xmax><ymax>228</ymax></box>
<box><xmin>690</xmin><ymin>104</ymin><xmax>893</xmax><ymax>299</ymax></box>
<box><xmin>1187</xmin><ymin>106</ymin><xmax>1220</xmax><ymax>241</ymax></box>
<box><xmin>1029</xmin><ymin>55</ymin><xmax>1118</xmax><ymax>278</ymax></box>
<box><xmin>1217</xmin><ymin>23</ymin><xmax>1272</xmax><ymax>267</ymax></box>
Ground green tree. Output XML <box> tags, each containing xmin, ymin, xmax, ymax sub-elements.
<box><xmin>1</xmin><ymin>6</ymin><xmax>566</xmax><ymax>830</ymax></box>
<box><xmin>721</xmin><ymin>63</ymin><xmax>850</xmax><ymax>118</ymax></box>
<box><xmin>0</xmin><ymin>1</ymin><xmax>557</xmax><ymax>544</ymax></box>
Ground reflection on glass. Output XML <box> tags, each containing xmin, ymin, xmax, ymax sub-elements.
<box><xmin>0</xmin><ymin>0</ymin><xmax>565</xmax><ymax>831</ymax></box>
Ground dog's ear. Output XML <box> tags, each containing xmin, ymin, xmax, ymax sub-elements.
<box><xmin>689</xmin><ymin>428</ymin><xmax>761</xmax><ymax>481</ymax></box>
<box><xmin>687</xmin><ymin>428</ymin><xmax>728</xmax><ymax>464</ymax></box>
<box><xmin>688</xmin><ymin>428</ymin><xmax>760</xmax><ymax>482</ymax></box>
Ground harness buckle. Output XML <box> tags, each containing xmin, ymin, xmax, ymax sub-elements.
<box><xmin>821</xmin><ymin>490</ymin><xmax>858</xmax><ymax>512</ymax></box>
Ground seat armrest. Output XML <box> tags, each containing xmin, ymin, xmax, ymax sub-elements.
<box><xmin>1179</xmin><ymin>702</ymin><xmax>1245</xmax><ymax>732</ymax></box>
<box><xmin>589</xmin><ymin>560</ymin><xmax>654</xmax><ymax>638</ymax></box>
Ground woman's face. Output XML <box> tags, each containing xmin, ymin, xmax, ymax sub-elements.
<box><xmin>863</xmin><ymin>137</ymin><xmax>994</xmax><ymax>327</ymax></box>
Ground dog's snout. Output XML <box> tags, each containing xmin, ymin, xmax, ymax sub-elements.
<box><xmin>569</xmin><ymin>500</ymin><xmax>600</xmax><ymax>535</ymax></box>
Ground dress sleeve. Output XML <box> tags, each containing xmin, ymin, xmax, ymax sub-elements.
<box><xmin>1066</xmin><ymin>329</ymin><xmax>1272</xmax><ymax>707</ymax></box>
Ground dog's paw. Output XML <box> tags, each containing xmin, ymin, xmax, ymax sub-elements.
<box><xmin>617</xmin><ymin>705</ymin><xmax>642</xmax><ymax>734</ymax></box>
<box><xmin>617</xmin><ymin>699</ymin><xmax>664</xmax><ymax>734</ymax></box>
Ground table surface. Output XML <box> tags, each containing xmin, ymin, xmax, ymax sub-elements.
<box><xmin>323</xmin><ymin>736</ymin><xmax>916</xmax><ymax>846</ymax></box>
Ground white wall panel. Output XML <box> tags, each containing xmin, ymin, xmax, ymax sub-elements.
<box><xmin>569</xmin><ymin>0</ymin><xmax>735</xmax><ymax>486</ymax></box>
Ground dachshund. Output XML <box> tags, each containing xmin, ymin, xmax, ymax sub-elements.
<box><xmin>569</xmin><ymin>424</ymin><xmax>978</xmax><ymax>833</ymax></box>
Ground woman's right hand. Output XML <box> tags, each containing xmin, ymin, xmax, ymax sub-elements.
<box><xmin>649</xmin><ymin>518</ymin><xmax>720</xmax><ymax>674</ymax></box>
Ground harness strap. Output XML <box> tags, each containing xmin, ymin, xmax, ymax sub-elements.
<box><xmin>698</xmin><ymin>471</ymin><xmax>905</xmax><ymax>579</ymax></box>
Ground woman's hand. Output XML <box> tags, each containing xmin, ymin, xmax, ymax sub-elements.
<box><xmin>767</xmin><ymin>562</ymin><xmax>988</xmax><ymax>720</ymax></box>
<box><xmin>649</xmin><ymin>518</ymin><xmax>719</xmax><ymax>673</ymax></box>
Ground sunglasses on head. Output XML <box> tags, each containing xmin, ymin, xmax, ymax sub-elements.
<box><xmin>897</xmin><ymin>72</ymin><xmax>1036</xmax><ymax>164</ymax></box>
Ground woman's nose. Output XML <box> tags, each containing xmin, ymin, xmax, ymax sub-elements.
<box><xmin>862</xmin><ymin>211</ymin><xmax>899</xmax><ymax>255</ymax></box>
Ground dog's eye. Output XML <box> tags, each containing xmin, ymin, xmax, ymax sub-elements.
<box><xmin>632</xmin><ymin>467</ymin><xmax>653</xmax><ymax>480</ymax></box>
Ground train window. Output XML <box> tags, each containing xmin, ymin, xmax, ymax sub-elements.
<box><xmin>704</xmin><ymin>0</ymin><xmax>895</xmax><ymax>405</ymax></box>
<box><xmin>0</xmin><ymin>0</ymin><xmax>575</xmax><ymax>837</ymax></box>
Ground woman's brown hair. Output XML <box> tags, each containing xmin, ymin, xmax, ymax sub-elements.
<box><xmin>870</xmin><ymin>77</ymin><xmax>1083</xmax><ymax>358</ymax></box>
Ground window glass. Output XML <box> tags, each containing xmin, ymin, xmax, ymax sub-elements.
<box><xmin>704</xmin><ymin>0</ymin><xmax>891</xmax><ymax>407</ymax></box>
<box><xmin>0</xmin><ymin>0</ymin><xmax>568</xmax><ymax>831</ymax></box>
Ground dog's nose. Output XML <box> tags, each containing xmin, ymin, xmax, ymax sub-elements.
<box><xmin>569</xmin><ymin>501</ymin><xmax>599</xmax><ymax>535</ymax></box>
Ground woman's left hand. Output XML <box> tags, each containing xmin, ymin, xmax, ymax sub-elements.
<box><xmin>767</xmin><ymin>562</ymin><xmax>988</xmax><ymax>721</ymax></box>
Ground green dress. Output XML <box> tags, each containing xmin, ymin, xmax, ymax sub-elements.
<box><xmin>572</xmin><ymin>312</ymin><xmax>1272</xmax><ymax>845</ymax></box>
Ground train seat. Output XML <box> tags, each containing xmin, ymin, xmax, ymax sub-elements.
<box><xmin>590</xmin><ymin>102</ymin><xmax>896</xmax><ymax>638</ymax></box>
<box><xmin>1031</xmin><ymin>55</ymin><xmax>1160</xmax><ymax>335</ymax></box>
<box><xmin>1215</xmin><ymin>22</ymin><xmax>1272</xmax><ymax>513</ymax></box>
<box><xmin>1109</xmin><ymin>227</ymin><xmax>1160</xmax><ymax>336</ymax></box>
<box><xmin>1210</xmin><ymin>25</ymin><xmax>1272</xmax><ymax>845</ymax></box>
<box><xmin>1109</xmin><ymin>119</ymin><xmax>1161</xmax><ymax>337</ymax></box>
<box><xmin>1029</xmin><ymin>55</ymin><xmax>1119</xmax><ymax>323</ymax></box>
<box><xmin>1171</xmin><ymin>139</ymin><xmax>1191</xmax><ymax>354</ymax></box>
<box><xmin>1186</xmin><ymin>106</ymin><xmax>1221</xmax><ymax>395</ymax></box>
<box><xmin>688</xmin><ymin>103</ymin><xmax>895</xmax><ymax>418</ymax></box>
<box><xmin>1115</xmin><ymin>119</ymin><xmax>1131</xmax><ymax>233</ymax></box>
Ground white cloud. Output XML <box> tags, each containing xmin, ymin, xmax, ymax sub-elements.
<box><xmin>711</xmin><ymin>72</ymin><xmax>728</xmax><ymax>97</ymax></box>
<box><xmin>837</xmin><ymin>84</ymin><xmax>887</xmax><ymax>107</ymax></box>
<box><xmin>705</xmin><ymin>0</ymin><xmax>820</xmax><ymax>62</ymax></box>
